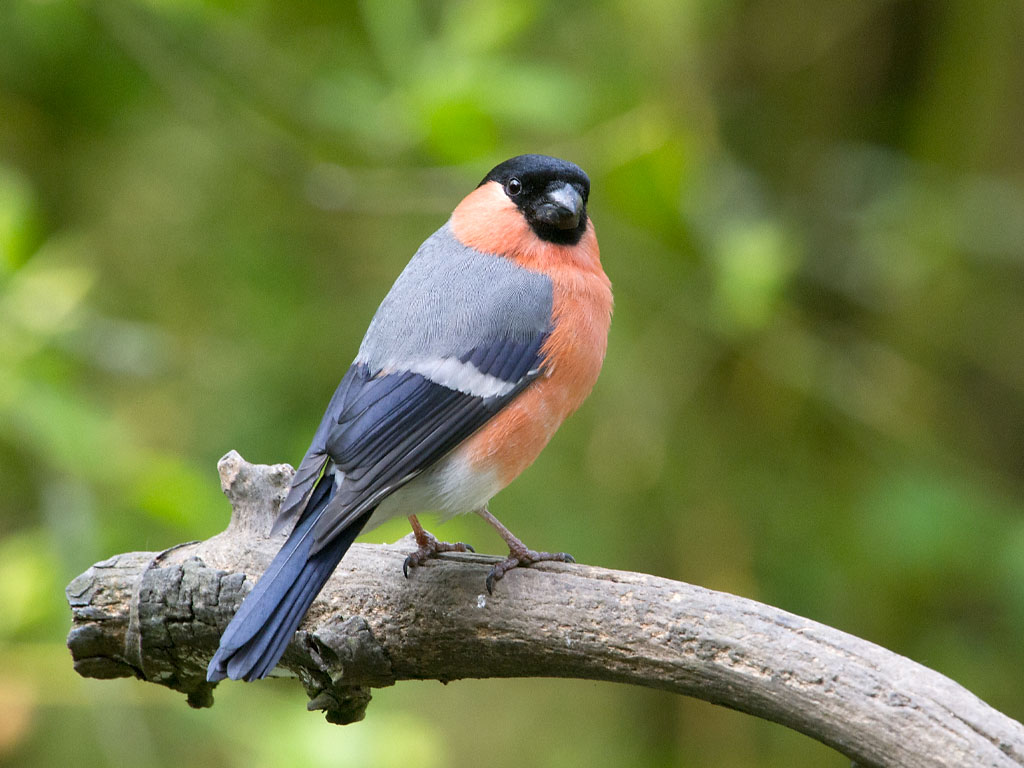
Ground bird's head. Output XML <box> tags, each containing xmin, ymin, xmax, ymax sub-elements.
<box><xmin>450</xmin><ymin>154</ymin><xmax>597</xmax><ymax>271</ymax></box>
<box><xmin>477</xmin><ymin>154</ymin><xmax>590</xmax><ymax>246</ymax></box>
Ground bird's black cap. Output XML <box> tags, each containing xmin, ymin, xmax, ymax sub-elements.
<box><xmin>480</xmin><ymin>154</ymin><xmax>591</xmax><ymax>245</ymax></box>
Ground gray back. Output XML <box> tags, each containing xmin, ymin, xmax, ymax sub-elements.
<box><xmin>356</xmin><ymin>221</ymin><xmax>554</xmax><ymax>368</ymax></box>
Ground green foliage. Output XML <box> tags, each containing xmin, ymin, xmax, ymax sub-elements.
<box><xmin>1</xmin><ymin>1</ymin><xmax>1023</xmax><ymax>766</ymax></box>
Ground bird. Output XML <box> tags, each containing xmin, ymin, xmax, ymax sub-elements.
<box><xmin>207</xmin><ymin>154</ymin><xmax>613</xmax><ymax>683</ymax></box>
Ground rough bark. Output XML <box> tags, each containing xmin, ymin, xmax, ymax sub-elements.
<box><xmin>66</xmin><ymin>451</ymin><xmax>1024</xmax><ymax>767</ymax></box>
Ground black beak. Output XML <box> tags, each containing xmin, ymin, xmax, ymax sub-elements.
<box><xmin>533</xmin><ymin>183</ymin><xmax>584</xmax><ymax>230</ymax></box>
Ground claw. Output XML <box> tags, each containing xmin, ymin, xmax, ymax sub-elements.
<box><xmin>402</xmin><ymin>527</ymin><xmax>475</xmax><ymax>578</ymax></box>
<box><xmin>484</xmin><ymin>549</ymin><xmax>575</xmax><ymax>594</ymax></box>
<box><xmin>473</xmin><ymin>506</ymin><xmax>574</xmax><ymax>593</ymax></box>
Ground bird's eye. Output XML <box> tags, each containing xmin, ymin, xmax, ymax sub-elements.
<box><xmin>506</xmin><ymin>178</ymin><xmax>522</xmax><ymax>197</ymax></box>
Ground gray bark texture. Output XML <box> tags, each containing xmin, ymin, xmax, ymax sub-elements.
<box><xmin>66</xmin><ymin>451</ymin><xmax>1024</xmax><ymax>767</ymax></box>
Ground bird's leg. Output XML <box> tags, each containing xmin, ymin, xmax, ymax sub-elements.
<box><xmin>476</xmin><ymin>506</ymin><xmax>575</xmax><ymax>594</ymax></box>
<box><xmin>402</xmin><ymin>514</ymin><xmax>475</xmax><ymax>577</ymax></box>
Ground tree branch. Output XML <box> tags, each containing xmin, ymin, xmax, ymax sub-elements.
<box><xmin>66</xmin><ymin>451</ymin><xmax>1024</xmax><ymax>767</ymax></box>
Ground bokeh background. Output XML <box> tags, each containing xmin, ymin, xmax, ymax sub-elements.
<box><xmin>2</xmin><ymin>1</ymin><xmax>1023</xmax><ymax>766</ymax></box>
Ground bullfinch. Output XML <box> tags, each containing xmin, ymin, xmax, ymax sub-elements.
<box><xmin>207</xmin><ymin>154</ymin><xmax>613</xmax><ymax>682</ymax></box>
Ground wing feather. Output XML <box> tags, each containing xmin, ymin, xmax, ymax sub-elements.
<box><xmin>299</xmin><ymin>333</ymin><xmax>546</xmax><ymax>554</ymax></box>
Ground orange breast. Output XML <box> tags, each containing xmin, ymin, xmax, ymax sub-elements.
<box><xmin>450</xmin><ymin>182</ymin><xmax>613</xmax><ymax>486</ymax></box>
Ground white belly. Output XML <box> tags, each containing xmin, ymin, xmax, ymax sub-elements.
<box><xmin>361</xmin><ymin>449</ymin><xmax>503</xmax><ymax>531</ymax></box>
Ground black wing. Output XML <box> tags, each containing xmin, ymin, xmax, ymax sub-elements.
<box><xmin>274</xmin><ymin>332</ymin><xmax>548</xmax><ymax>554</ymax></box>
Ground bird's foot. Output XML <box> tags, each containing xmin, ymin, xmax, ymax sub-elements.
<box><xmin>485</xmin><ymin>545</ymin><xmax>575</xmax><ymax>594</ymax></box>
<box><xmin>402</xmin><ymin>528</ymin><xmax>475</xmax><ymax>578</ymax></box>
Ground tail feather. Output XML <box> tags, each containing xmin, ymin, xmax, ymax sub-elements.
<box><xmin>208</xmin><ymin>476</ymin><xmax>370</xmax><ymax>682</ymax></box>
<box><xmin>245</xmin><ymin>560</ymin><xmax>335</xmax><ymax>680</ymax></box>
<box><xmin>235</xmin><ymin>550</ymin><xmax>340</xmax><ymax>682</ymax></box>
<box><xmin>213</xmin><ymin>478</ymin><xmax>331</xmax><ymax>660</ymax></box>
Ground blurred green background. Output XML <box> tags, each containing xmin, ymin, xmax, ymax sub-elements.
<box><xmin>2</xmin><ymin>0</ymin><xmax>1023</xmax><ymax>766</ymax></box>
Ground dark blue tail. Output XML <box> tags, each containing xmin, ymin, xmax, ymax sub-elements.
<box><xmin>207</xmin><ymin>477</ymin><xmax>370</xmax><ymax>682</ymax></box>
